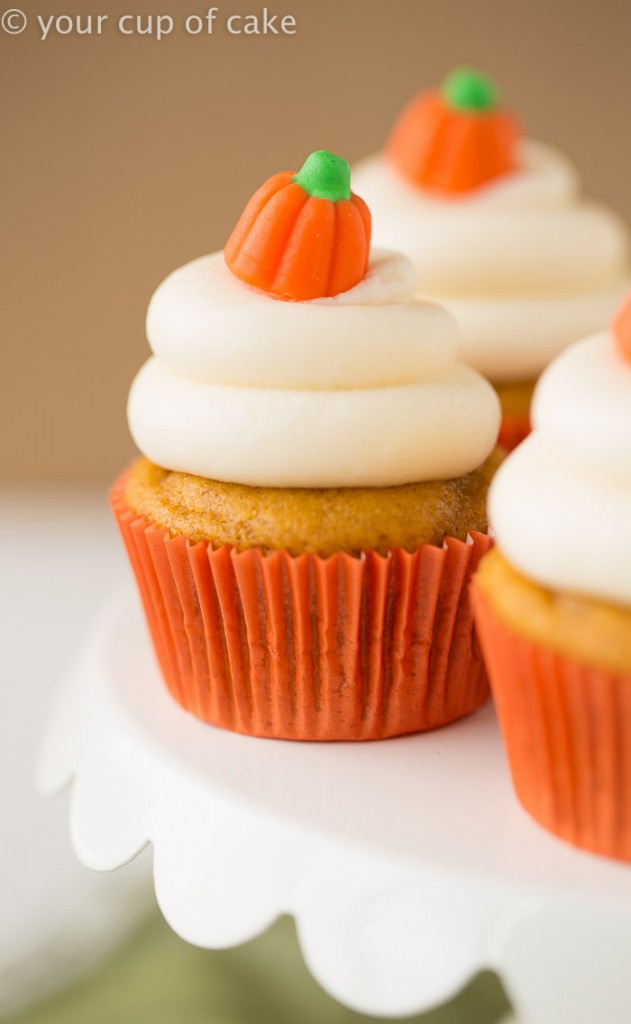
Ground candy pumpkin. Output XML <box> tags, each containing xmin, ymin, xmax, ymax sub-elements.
<box><xmin>387</xmin><ymin>68</ymin><xmax>518</xmax><ymax>195</ymax></box>
<box><xmin>613</xmin><ymin>290</ymin><xmax>631</xmax><ymax>363</ymax></box>
<box><xmin>225</xmin><ymin>150</ymin><xmax>372</xmax><ymax>301</ymax></box>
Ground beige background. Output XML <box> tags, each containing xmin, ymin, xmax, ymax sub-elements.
<box><xmin>2</xmin><ymin>0</ymin><xmax>630</xmax><ymax>481</ymax></box>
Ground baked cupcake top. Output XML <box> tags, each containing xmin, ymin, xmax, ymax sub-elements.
<box><xmin>128</xmin><ymin>150</ymin><xmax>500</xmax><ymax>488</ymax></box>
<box><xmin>488</xmin><ymin>291</ymin><xmax>631</xmax><ymax>608</ymax></box>
<box><xmin>352</xmin><ymin>69</ymin><xmax>630</xmax><ymax>382</ymax></box>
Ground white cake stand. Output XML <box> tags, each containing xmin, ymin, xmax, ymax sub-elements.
<box><xmin>39</xmin><ymin>587</ymin><xmax>631</xmax><ymax>1024</ymax></box>
<box><xmin>0</xmin><ymin>489</ymin><xmax>151</xmax><ymax>1018</ymax></box>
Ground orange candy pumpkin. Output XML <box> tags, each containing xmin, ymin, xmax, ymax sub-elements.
<box><xmin>613</xmin><ymin>289</ymin><xmax>631</xmax><ymax>364</ymax></box>
<box><xmin>387</xmin><ymin>68</ymin><xmax>518</xmax><ymax>195</ymax></box>
<box><xmin>225</xmin><ymin>151</ymin><xmax>372</xmax><ymax>301</ymax></box>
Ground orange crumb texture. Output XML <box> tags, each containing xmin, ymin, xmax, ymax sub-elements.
<box><xmin>476</xmin><ymin>548</ymin><xmax>631</xmax><ymax>675</ymax></box>
<box><xmin>124</xmin><ymin>453</ymin><xmax>502</xmax><ymax>557</ymax></box>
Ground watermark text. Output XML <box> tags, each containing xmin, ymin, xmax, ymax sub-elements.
<box><xmin>2</xmin><ymin>7</ymin><xmax>298</xmax><ymax>41</ymax></box>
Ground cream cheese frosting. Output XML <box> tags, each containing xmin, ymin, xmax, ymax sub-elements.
<box><xmin>489</xmin><ymin>332</ymin><xmax>631</xmax><ymax>607</ymax></box>
<box><xmin>129</xmin><ymin>249</ymin><xmax>501</xmax><ymax>488</ymax></box>
<box><xmin>352</xmin><ymin>141</ymin><xmax>630</xmax><ymax>382</ymax></box>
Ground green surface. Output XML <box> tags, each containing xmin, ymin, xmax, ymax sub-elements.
<box><xmin>6</xmin><ymin>909</ymin><xmax>511</xmax><ymax>1024</ymax></box>
<box><xmin>294</xmin><ymin>151</ymin><xmax>352</xmax><ymax>202</ymax></box>
<box><xmin>442</xmin><ymin>68</ymin><xmax>499</xmax><ymax>111</ymax></box>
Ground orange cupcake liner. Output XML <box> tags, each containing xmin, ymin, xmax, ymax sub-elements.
<box><xmin>111</xmin><ymin>471</ymin><xmax>492</xmax><ymax>741</ymax></box>
<box><xmin>497</xmin><ymin>411</ymin><xmax>531</xmax><ymax>453</ymax></box>
<box><xmin>473</xmin><ymin>583</ymin><xmax>631</xmax><ymax>862</ymax></box>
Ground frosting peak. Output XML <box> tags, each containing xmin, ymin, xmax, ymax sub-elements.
<box><xmin>129</xmin><ymin>250</ymin><xmax>501</xmax><ymax>488</ymax></box>
<box><xmin>489</xmin><ymin>332</ymin><xmax>631</xmax><ymax>607</ymax></box>
<box><xmin>353</xmin><ymin>140</ymin><xmax>630</xmax><ymax>381</ymax></box>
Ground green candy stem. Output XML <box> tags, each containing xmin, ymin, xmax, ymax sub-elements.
<box><xmin>294</xmin><ymin>150</ymin><xmax>351</xmax><ymax>202</ymax></box>
<box><xmin>442</xmin><ymin>68</ymin><xmax>499</xmax><ymax>112</ymax></box>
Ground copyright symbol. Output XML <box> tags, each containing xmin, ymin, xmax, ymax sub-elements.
<box><xmin>2</xmin><ymin>8</ymin><xmax>27</xmax><ymax>33</ymax></box>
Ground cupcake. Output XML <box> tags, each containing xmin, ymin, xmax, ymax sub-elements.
<box><xmin>352</xmin><ymin>68</ymin><xmax>630</xmax><ymax>450</ymax></box>
<box><xmin>473</xmin><ymin>292</ymin><xmax>631</xmax><ymax>859</ymax></box>
<box><xmin>113</xmin><ymin>150</ymin><xmax>502</xmax><ymax>741</ymax></box>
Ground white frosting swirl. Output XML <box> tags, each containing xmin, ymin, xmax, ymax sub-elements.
<box><xmin>352</xmin><ymin>141</ymin><xmax>630</xmax><ymax>382</ymax></box>
<box><xmin>146</xmin><ymin>251</ymin><xmax>456</xmax><ymax>389</ymax></box>
<box><xmin>129</xmin><ymin>250</ymin><xmax>501</xmax><ymax>488</ymax></box>
<box><xmin>489</xmin><ymin>333</ymin><xmax>631</xmax><ymax>607</ymax></box>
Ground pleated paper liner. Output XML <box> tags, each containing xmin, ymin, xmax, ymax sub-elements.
<box><xmin>497</xmin><ymin>412</ymin><xmax>531</xmax><ymax>453</ymax></box>
<box><xmin>111</xmin><ymin>471</ymin><xmax>492</xmax><ymax>741</ymax></box>
<box><xmin>473</xmin><ymin>584</ymin><xmax>631</xmax><ymax>862</ymax></box>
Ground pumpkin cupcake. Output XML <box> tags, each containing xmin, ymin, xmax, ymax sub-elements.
<box><xmin>113</xmin><ymin>150</ymin><xmax>502</xmax><ymax>741</ymax></box>
<box><xmin>353</xmin><ymin>68</ymin><xmax>630</xmax><ymax>450</ymax></box>
<box><xmin>473</xmin><ymin>291</ymin><xmax>631</xmax><ymax>860</ymax></box>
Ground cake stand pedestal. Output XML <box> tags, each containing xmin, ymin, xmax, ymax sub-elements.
<box><xmin>39</xmin><ymin>588</ymin><xmax>631</xmax><ymax>1024</ymax></box>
